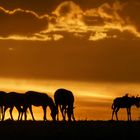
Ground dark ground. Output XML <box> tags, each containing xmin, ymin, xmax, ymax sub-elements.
<box><xmin>0</xmin><ymin>120</ymin><xmax>140</xmax><ymax>139</ymax></box>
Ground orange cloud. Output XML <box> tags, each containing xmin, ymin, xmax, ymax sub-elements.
<box><xmin>0</xmin><ymin>6</ymin><xmax>48</xmax><ymax>19</ymax></box>
<box><xmin>89</xmin><ymin>32</ymin><xmax>107</xmax><ymax>41</ymax></box>
<box><xmin>0</xmin><ymin>35</ymin><xmax>52</xmax><ymax>41</ymax></box>
<box><xmin>0</xmin><ymin>6</ymin><xmax>64</xmax><ymax>41</ymax></box>
<box><xmin>0</xmin><ymin>1</ymin><xmax>140</xmax><ymax>41</ymax></box>
<box><xmin>48</xmin><ymin>1</ymin><xmax>86</xmax><ymax>33</ymax></box>
<box><xmin>48</xmin><ymin>1</ymin><xmax>140</xmax><ymax>41</ymax></box>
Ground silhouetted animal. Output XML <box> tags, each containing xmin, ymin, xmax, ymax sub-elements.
<box><xmin>111</xmin><ymin>94</ymin><xmax>140</xmax><ymax>121</ymax></box>
<box><xmin>54</xmin><ymin>88</ymin><xmax>75</xmax><ymax>121</ymax></box>
<box><xmin>21</xmin><ymin>91</ymin><xmax>57</xmax><ymax>121</ymax></box>
<box><xmin>0</xmin><ymin>91</ymin><xmax>7</xmax><ymax>120</ymax></box>
<box><xmin>2</xmin><ymin>92</ymin><xmax>25</xmax><ymax>121</ymax></box>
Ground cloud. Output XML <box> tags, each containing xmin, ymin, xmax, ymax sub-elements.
<box><xmin>89</xmin><ymin>32</ymin><xmax>107</xmax><ymax>41</ymax></box>
<box><xmin>0</xmin><ymin>1</ymin><xmax>140</xmax><ymax>41</ymax></box>
<box><xmin>83</xmin><ymin>1</ymin><xmax>140</xmax><ymax>40</ymax></box>
<box><xmin>119</xmin><ymin>1</ymin><xmax>140</xmax><ymax>32</ymax></box>
<box><xmin>53</xmin><ymin>34</ymin><xmax>64</xmax><ymax>41</ymax></box>
<box><xmin>53</xmin><ymin>1</ymin><xmax>83</xmax><ymax>17</ymax></box>
<box><xmin>48</xmin><ymin>1</ymin><xmax>140</xmax><ymax>41</ymax></box>
<box><xmin>0</xmin><ymin>6</ymin><xmax>65</xmax><ymax>41</ymax></box>
<box><xmin>0</xmin><ymin>6</ymin><xmax>48</xmax><ymax>36</ymax></box>
<box><xmin>83</xmin><ymin>1</ymin><xmax>125</xmax><ymax>26</ymax></box>
<box><xmin>0</xmin><ymin>35</ymin><xmax>52</xmax><ymax>41</ymax></box>
<box><xmin>49</xmin><ymin>1</ymin><xmax>85</xmax><ymax>33</ymax></box>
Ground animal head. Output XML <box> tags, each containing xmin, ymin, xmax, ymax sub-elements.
<box><xmin>50</xmin><ymin>104</ymin><xmax>58</xmax><ymax>121</ymax></box>
<box><xmin>47</xmin><ymin>96</ymin><xmax>58</xmax><ymax>121</ymax></box>
<box><xmin>132</xmin><ymin>96</ymin><xmax>140</xmax><ymax>108</ymax></box>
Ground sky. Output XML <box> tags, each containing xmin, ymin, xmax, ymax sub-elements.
<box><xmin>0</xmin><ymin>0</ymin><xmax>140</xmax><ymax>120</ymax></box>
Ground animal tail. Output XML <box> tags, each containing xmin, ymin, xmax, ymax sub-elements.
<box><xmin>0</xmin><ymin>106</ymin><xmax>3</xmax><ymax>120</ymax></box>
<box><xmin>0</xmin><ymin>106</ymin><xmax>1</xmax><ymax>120</ymax></box>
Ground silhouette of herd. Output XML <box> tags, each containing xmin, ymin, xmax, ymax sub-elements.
<box><xmin>0</xmin><ymin>88</ymin><xmax>139</xmax><ymax>122</ymax></box>
<box><xmin>0</xmin><ymin>88</ymin><xmax>75</xmax><ymax>122</ymax></box>
<box><xmin>111</xmin><ymin>93</ymin><xmax>140</xmax><ymax>121</ymax></box>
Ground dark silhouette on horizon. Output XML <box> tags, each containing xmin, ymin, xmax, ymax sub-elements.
<box><xmin>111</xmin><ymin>93</ymin><xmax>140</xmax><ymax>121</ymax></box>
<box><xmin>2</xmin><ymin>92</ymin><xmax>25</xmax><ymax>121</ymax></box>
<box><xmin>54</xmin><ymin>88</ymin><xmax>75</xmax><ymax>121</ymax></box>
<box><xmin>21</xmin><ymin>91</ymin><xmax>57</xmax><ymax>121</ymax></box>
<box><xmin>0</xmin><ymin>91</ymin><xmax>57</xmax><ymax>121</ymax></box>
<box><xmin>0</xmin><ymin>91</ymin><xmax>7</xmax><ymax>120</ymax></box>
<box><xmin>0</xmin><ymin>91</ymin><xmax>26</xmax><ymax>121</ymax></box>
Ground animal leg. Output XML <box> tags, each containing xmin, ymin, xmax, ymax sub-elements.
<box><xmin>129</xmin><ymin>109</ymin><xmax>131</xmax><ymax>121</ymax></box>
<box><xmin>60</xmin><ymin>105</ymin><xmax>66</xmax><ymax>121</ymax></box>
<box><xmin>72</xmin><ymin>109</ymin><xmax>75</xmax><ymax>121</ymax></box>
<box><xmin>0</xmin><ymin>106</ymin><xmax>3</xmax><ymax>121</ymax></box>
<box><xmin>23</xmin><ymin>108</ymin><xmax>28</xmax><ymax>121</ymax></box>
<box><xmin>57</xmin><ymin>111</ymin><xmax>59</xmax><ymax>121</ymax></box>
<box><xmin>67</xmin><ymin>107</ymin><xmax>72</xmax><ymax>122</ymax></box>
<box><xmin>42</xmin><ymin>106</ymin><xmax>47</xmax><ymax>121</ymax></box>
<box><xmin>21</xmin><ymin>106</ymin><xmax>27</xmax><ymax>121</ymax></box>
<box><xmin>29</xmin><ymin>106</ymin><xmax>35</xmax><ymax>121</ymax></box>
<box><xmin>56</xmin><ymin>105</ymin><xmax>59</xmax><ymax>121</ymax></box>
<box><xmin>2</xmin><ymin>106</ymin><xmax>9</xmax><ymax>121</ymax></box>
<box><xmin>111</xmin><ymin>108</ymin><xmax>115</xmax><ymax>120</ymax></box>
<box><xmin>15</xmin><ymin>106</ymin><xmax>22</xmax><ymax>121</ymax></box>
<box><xmin>63</xmin><ymin>106</ymin><xmax>67</xmax><ymax>120</ymax></box>
<box><xmin>115</xmin><ymin>108</ymin><xmax>119</xmax><ymax>121</ymax></box>
<box><xmin>9</xmin><ymin>106</ymin><xmax>14</xmax><ymax>121</ymax></box>
<box><xmin>127</xmin><ymin>108</ymin><xmax>131</xmax><ymax>121</ymax></box>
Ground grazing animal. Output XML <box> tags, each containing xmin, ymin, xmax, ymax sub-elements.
<box><xmin>111</xmin><ymin>94</ymin><xmax>140</xmax><ymax>121</ymax></box>
<box><xmin>54</xmin><ymin>88</ymin><xmax>75</xmax><ymax>121</ymax></box>
<box><xmin>2</xmin><ymin>92</ymin><xmax>25</xmax><ymax>121</ymax></box>
<box><xmin>0</xmin><ymin>91</ymin><xmax>7</xmax><ymax>120</ymax></box>
<box><xmin>21</xmin><ymin>91</ymin><xmax>57</xmax><ymax>121</ymax></box>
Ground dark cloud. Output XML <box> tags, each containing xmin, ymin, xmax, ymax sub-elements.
<box><xmin>0</xmin><ymin>0</ymin><xmax>136</xmax><ymax>14</ymax></box>
<box><xmin>0</xmin><ymin>7</ymin><xmax>48</xmax><ymax>36</ymax></box>
<box><xmin>83</xmin><ymin>15</ymin><xmax>105</xmax><ymax>26</ymax></box>
<box><xmin>0</xmin><ymin>0</ymin><xmax>65</xmax><ymax>14</ymax></box>
<box><xmin>119</xmin><ymin>1</ymin><xmax>140</xmax><ymax>31</ymax></box>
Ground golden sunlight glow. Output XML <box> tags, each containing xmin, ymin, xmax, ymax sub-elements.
<box><xmin>52</xmin><ymin>1</ymin><xmax>83</xmax><ymax>17</ymax></box>
<box><xmin>53</xmin><ymin>34</ymin><xmax>64</xmax><ymax>41</ymax></box>
<box><xmin>89</xmin><ymin>32</ymin><xmax>107</xmax><ymax>41</ymax></box>
<box><xmin>104</xmin><ymin>24</ymin><xmax>140</xmax><ymax>38</ymax></box>
<box><xmin>0</xmin><ymin>35</ymin><xmax>52</xmax><ymax>41</ymax></box>
<box><xmin>0</xmin><ymin>78</ymin><xmax>113</xmax><ymax>120</ymax></box>
<box><xmin>0</xmin><ymin>6</ymin><xmax>48</xmax><ymax>19</ymax></box>
<box><xmin>0</xmin><ymin>78</ymin><xmax>140</xmax><ymax>120</ymax></box>
<box><xmin>97</xmin><ymin>2</ymin><xmax>124</xmax><ymax>23</ymax></box>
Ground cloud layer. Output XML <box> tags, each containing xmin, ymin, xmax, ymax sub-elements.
<box><xmin>0</xmin><ymin>0</ymin><xmax>140</xmax><ymax>41</ymax></box>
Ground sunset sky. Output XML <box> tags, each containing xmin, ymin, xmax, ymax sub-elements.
<box><xmin>0</xmin><ymin>0</ymin><xmax>140</xmax><ymax>121</ymax></box>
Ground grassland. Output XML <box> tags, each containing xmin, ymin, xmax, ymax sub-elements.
<box><xmin>0</xmin><ymin>120</ymin><xmax>140</xmax><ymax>139</ymax></box>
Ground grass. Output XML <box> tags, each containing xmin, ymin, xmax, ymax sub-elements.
<box><xmin>0</xmin><ymin>120</ymin><xmax>140</xmax><ymax>139</ymax></box>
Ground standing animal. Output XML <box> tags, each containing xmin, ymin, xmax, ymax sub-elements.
<box><xmin>111</xmin><ymin>94</ymin><xmax>140</xmax><ymax>121</ymax></box>
<box><xmin>21</xmin><ymin>91</ymin><xmax>57</xmax><ymax>121</ymax></box>
<box><xmin>2</xmin><ymin>92</ymin><xmax>25</xmax><ymax>121</ymax></box>
<box><xmin>54</xmin><ymin>88</ymin><xmax>75</xmax><ymax>121</ymax></box>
